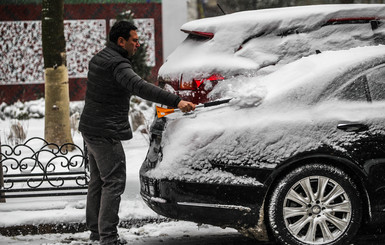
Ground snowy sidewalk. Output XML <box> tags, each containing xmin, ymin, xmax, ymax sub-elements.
<box><xmin>0</xmin><ymin>193</ymin><xmax>162</xmax><ymax>235</ymax></box>
<box><xmin>0</xmin><ymin>119</ymin><xmax>159</xmax><ymax>234</ymax></box>
<box><xmin>0</xmin><ymin>126</ymin><xmax>160</xmax><ymax>234</ymax></box>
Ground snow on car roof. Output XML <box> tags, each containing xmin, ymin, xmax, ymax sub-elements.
<box><xmin>182</xmin><ymin>4</ymin><xmax>385</xmax><ymax>41</ymax></box>
<box><xmin>148</xmin><ymin>46</ymin><xmax>385</xmax><ymax>183</ymax></box>
<box><xmin>160</xmin><ymin>4</ymin><xmax>385</xmax><ymax>81</ymax></box>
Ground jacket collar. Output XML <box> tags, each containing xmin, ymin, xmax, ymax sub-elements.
<box><xmin>107</xmin><ymin>41</ymin><xmax>129</xmax><ymax>59</ymax></box>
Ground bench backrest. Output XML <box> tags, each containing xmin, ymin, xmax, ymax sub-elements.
<box><xmin>0</xmin><ymin>137</ymin><xmax>89</xmax><ymax>200</ymax></box>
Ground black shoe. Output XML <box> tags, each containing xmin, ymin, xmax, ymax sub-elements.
<box><xmin>116</xmin><ymin>236</ymin><xmax>127</xmax><ymax>245</ymax></box>
<box><xmin>90</xmin><ymin>232</ymin><xmax>100</xmax><ymax>242</ymax></box>
<box><xmin>118</xmin><ymin>239</ymin><xmax>127</xmax><ymax>244</ymax></box>
<box><xmin>100</xmin><ymin>235</ymin><xmax>126</xmax><ymax>245</ymax></box>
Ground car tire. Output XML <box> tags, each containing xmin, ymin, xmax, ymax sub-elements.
<box><xmin>266</xmin><ymin>163</ymin><xmax>362</xmax><ymax>245</ymax></box>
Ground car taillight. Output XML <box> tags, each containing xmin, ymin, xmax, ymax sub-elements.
<box><xmin>181</xmin><ymin>29</ymin><xmax>214</xmax><ymax>39</ymax></box>
<box><xmin>179</xmin><ymin>74</ymin><xmax>224</xmax><ymax>90</ymax></box>
<box><xmin>190</xmin><ymin>31</ymin><xmax>214</xmax><ymax>39</ymax></box>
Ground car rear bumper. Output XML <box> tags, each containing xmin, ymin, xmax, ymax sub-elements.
<box><xmin>139</xmin><ymin>175</ymin><xmax>267</xmax><ymax>229</ymax></box>
<box><xmin>139</xmin><ymin>116</ymin><xmax>269</xmax><ymax>229</ymax></box>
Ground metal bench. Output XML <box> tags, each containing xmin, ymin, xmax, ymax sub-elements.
<box><xmin>0</xmin><ymin>137</ymin><xmax>89</xmax><ymax>201</ymax></box>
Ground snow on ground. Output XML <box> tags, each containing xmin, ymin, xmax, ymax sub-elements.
<box><xmin>0</xmin><ymin>106</ymin><xmax>237</xmax><ymax>244</ymax></box>
<box><xmin>0</xmin><ymin>221</ymin><xmax>238</xmax><ymax>245</ymax></box>
<box><xmin>0</xmin><ymin>119</ymin><xmax>155</xmax><ymax>227</ymax></box>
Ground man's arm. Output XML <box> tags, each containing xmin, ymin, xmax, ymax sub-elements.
<box><xmin>114</xmin><ymin>61</ymin><xmax>195</xmax><ymax>111</ymax></box>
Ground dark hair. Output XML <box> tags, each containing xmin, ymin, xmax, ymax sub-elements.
<box><xmin>109</xmin><ymin>21</ymin><xmax>138</xmax><ymax>44</ymax></box>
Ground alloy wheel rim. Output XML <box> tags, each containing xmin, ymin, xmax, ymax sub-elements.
<box><xmin>283</xmin><ymin>176</ymin><xmax>352</xmax><ymax>244</ymax></box>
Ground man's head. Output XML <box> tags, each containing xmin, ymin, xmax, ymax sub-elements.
<box><xmin>109</xmin><ymin>21</ymin><xmax>140</xmax><ymax>57</ymax></box>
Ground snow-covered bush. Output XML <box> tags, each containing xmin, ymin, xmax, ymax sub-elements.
<box><xmin>1</xmin><ymin>97</ymin><xmax>155</xmax><ymax>134</ymax></box>
<box><xmin>1</xmin><ymin>99</ymin><xmax>45</xmax><ymax>119</ymax></box>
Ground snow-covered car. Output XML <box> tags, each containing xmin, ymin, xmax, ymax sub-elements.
<box><xmin>159</xmin><ymin>4</ymin><xmax>385</xmax><ymax>104</ymax></box>
<box><xmin>140</xmin><ymin>45</ymin><xmax>385</xmax><ymax>245</ymax></box>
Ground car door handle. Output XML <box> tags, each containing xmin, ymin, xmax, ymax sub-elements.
<box><xmin>337</xmin><ymin>123</ymin><xmax>369</xmax><ymax>132</ymax></box>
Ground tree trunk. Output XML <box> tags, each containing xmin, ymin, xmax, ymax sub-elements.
<box><xmin>42</xmin><ymin>0</ymin><xmax>74</xmax><ymax>150</ymax></box>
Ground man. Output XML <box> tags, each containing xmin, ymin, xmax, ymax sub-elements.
<box><xmin>79</xmin><ymin>21</ymin><xmax>195</xmax><ymax>245</ymax></box>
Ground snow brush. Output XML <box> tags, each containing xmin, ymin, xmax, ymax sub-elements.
<box><xmin>156</xmin><ymin>98</ymin><xmax>232</xmax><ymax>118</ymax></box>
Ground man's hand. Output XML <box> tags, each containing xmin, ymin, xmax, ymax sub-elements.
<box><xmin>178</xmin><ymin>100</ymin><xmax>196</xmax><ymax>113</ymax></box>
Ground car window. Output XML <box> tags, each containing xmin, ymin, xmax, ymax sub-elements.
<box><xmin>334</xmin><ymin>75</ymin><xmax>371</xmax><ymax>102</ymax></box>
<box><xmin>237</xmin><ymin>23</ymin><xmax>378</xmax><ymax>70</ymax></box>
<box><xmin>366</xmin><ymin>65</ymin><xmax>385</xmax><ymax>101</ymax></box>
<box><xmin>185</xmin><ymin>33</ymin><xmax>211</xmax><ymax>42</ymax></box>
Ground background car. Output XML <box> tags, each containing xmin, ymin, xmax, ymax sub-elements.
<box><xmin>140</xmin><ymin>45</ymin><xmax>385</xmax><ymax>245</ymax></box>
<box><xmin>158</xmin><ymin>4</ymin><xmax>385</xmax><ymax>104</ymax></box>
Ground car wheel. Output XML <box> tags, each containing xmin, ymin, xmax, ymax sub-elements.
<box><xmin>266</xmin><ymin>163</ymin><xmax>362</xmax><ymax>245</ymax></box>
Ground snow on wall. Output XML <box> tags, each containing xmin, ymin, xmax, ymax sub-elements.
<box><xmin>135</xmin><ymin>19</ymin><xmax>155</xmax><ymax>67</ymax></box>
<box><xmin>65</xmin><ymin>19</ymin><xmax>106</xmax><ymax>78</ymax></box>
<box><xmin>0</xmin><ymin>21</ymin><xmax>43</xmax><ymax>84</ymax></box>
<box><xmin>0</xmin><ymin>18</ymin><xmax>155</xmax><ymax>85</ymax></box>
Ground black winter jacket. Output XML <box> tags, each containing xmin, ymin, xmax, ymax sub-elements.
<box><xmin>79</xmin><ymin>42</ymin><xmax>181</xmax><ymax>140</ymax></box>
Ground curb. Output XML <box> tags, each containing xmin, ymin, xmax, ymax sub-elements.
<box><xmin>0</xmin><ymin>217</ymin><xmax>174</xmax><ymax>236</ymax></box>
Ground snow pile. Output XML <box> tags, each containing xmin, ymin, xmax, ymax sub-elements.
<box><xmin>0</xmin><ymin>96</ymin><xmax>154</xmax><ymax>123</ymax></box>
<box><xmin>0</xmin><ymin>198</ymin><xmax>87</xmax><ymax>227</ymax></box>
<box><xmin>0</xmin><ymin>197</ymin><xmax>156</xmax><ymax>227</ymax></box>
<box><xmin>160</xmin><ymin>4</ymin><xmax>385</xmax><ymax>81</ymax></box>
<box><xmin>146</xmin><ymin>46</ymin><xmax>385</xmax><ymax>182</ymax></box>
<box><xmin>0</xmin><ymin>99</ymin><xmax>46</xmax><ymax>119</ymax></box>
<box><xmin>121</xmin><ymin>221</ymin><xmax>237</xmax><ymax>242</ymax></box>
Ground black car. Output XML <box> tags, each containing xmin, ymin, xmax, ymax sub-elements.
<box><xmin>140</xmin><ymin>45</ymin><xmax>385</xmax><ymax>245</ymax></box>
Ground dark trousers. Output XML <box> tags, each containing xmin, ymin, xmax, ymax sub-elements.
<box><xmin>83</xmin><ymin>134</ymin><xmax>126</xmax><ymax>245</ymax></box>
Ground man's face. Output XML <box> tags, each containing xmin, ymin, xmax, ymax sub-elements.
<box><xmin>118</xmin><ymin>30</ymin><xmax>140</xmax><ymax>57</ymax></box>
